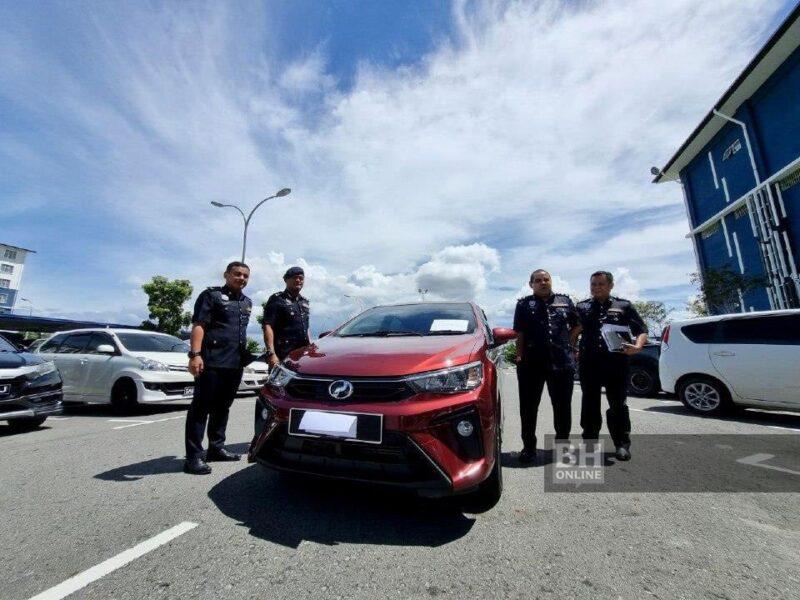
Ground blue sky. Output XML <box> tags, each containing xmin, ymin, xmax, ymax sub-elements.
<box><xmin>1</xmin><ymin>0</ymin><xmax>796</xmax><ymax>334</ymax></box>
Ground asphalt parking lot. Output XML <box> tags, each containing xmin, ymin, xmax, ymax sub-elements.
<box><xmin>3</xmin><ymin>370</ymin><xmax>799</xmax><ymax>600</ymax></box>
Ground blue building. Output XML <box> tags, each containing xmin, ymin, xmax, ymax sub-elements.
<box><xmin>655</xmin><ymin>4</ymin><xmax>800</xmax><ymax>312</ymax></box>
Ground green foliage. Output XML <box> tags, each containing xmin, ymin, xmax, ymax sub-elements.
<box><xmin>502</xmin><ymin>341</ymin><xmax>517</xmax><ymax>364</ymax></box>
<box><xmin>256</xmin><ymin>302</ymin><xmax>268</xmax><ymax>327</ymax></box>
<box><xmin>246</xmin><ymin>337</ymin><xmax>262</xmax><ymax>354</ymax></box>
<box><xmin>689</xmin><ymin>267</ymin><xmax>766</xmax><ymax>315</ymax></box>
<box><xmin>632</xmin><ymin>300</ymin><xmax>672</xmax><ymax>336</ymax></box>
<box><xmin>141</xmin><ymin>276</ymin><xmax>193</xmax><ymax>336</ymax></box>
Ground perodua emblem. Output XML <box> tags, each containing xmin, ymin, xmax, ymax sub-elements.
<box><xmin>328</xmin><ymin>379</ymin><xmax>354</xmax><ymax>400</ymax></box>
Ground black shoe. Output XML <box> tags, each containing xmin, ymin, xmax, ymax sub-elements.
<box><xmin>184</xmin><ymin>457</ymin><xmax>212</xmax><ymax>475</ymax></box>
<box><xmin>519</xmin><ymin>448</ymin><xmax>537</xmax><ymax>464</ymax></box>
<box><xmin>206</xmin><ymin>447</ymin><xmax>241</xmax><ymax>462</ymax></box>
<box><xmin>615</xmin><ymin>446</ymin><xmax>631</xmax><ymax>461</ymax></box>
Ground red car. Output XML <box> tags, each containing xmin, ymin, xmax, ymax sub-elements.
<box><xmin>249</xmin><ymin>302</ymin><xmax>516</xmax><ymax>510</ymax></box>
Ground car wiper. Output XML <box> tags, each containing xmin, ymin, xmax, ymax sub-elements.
<box><xmin>341</xmin><ymin>330</ymin><xmax>424</xmax><ymax>337</ymax></box>
<box><xmin>426</xmin><ymin>330</ymin><xmax>470</xmax><ymax>335</ymax></box>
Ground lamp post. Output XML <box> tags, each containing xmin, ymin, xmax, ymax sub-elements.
<box><xmin>18</xmin><ymin>297</ymin><xmax>33</xmax><ymax>317</ymax></box>
<box><xmin>211</xmin><ymin>188</ymin><xmax>291</xmax><ymax>262</ymax></box>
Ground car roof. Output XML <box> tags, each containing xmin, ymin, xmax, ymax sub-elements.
<box><xmin>671</xmin><ymin>308</ymin><xmax>800</xmax><ymax>327</ymax></box>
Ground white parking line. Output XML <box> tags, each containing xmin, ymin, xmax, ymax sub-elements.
<box><xmin>111</xmin><ymin>416</ymin><xmax>185</xmax><ymax>430</ymax></box>
<box><xmin>27</xmin><ymin>521</ymin><xmax>198</xmax><ymax>600</ymax></box>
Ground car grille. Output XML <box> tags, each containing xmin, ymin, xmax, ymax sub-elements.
<box><xmin>285</xmin><ymin>377</ymin><xmax>414</xmax><ymax>403</ymax></box>
<box><xmin>0</xmin><ymin>377</ymin><xmax>26</xmax><ymax>399</ymax></box>
<box><xmin>257</xmin><ymin>426</ymin><xmax>449</xmax><ymax>488</ymax></box>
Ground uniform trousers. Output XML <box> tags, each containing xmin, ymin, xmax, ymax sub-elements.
<box><xmin>185</xmin><ymin>367</ymin><xmax>243</xmax><ymax>459</ymax></box>
<box><xmin>579</xmin><ymin>352</ymin><xmax>631</xmax><ymax>447</ymax></box>
<box><xmin>516</xmin><ymin>359</ymin><xmax>573</xmax><ymax>450</ymax></box>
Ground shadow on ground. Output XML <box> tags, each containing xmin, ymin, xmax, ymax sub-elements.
<box><xmin>208</xmin><ymin>465</ymin><xmax>475</xmax><ymax>548</ymax></box>
<box><xmin>501</xmin><ymin>449</ymin><xmax>618</xmax><ymax>468</ymax></box>
<box><xmin>95</xmin><ymin>443</ymin><xmax>250</xmax><ymax>481</ymax></box>
<box><xmin>63</xmin><ymin>402</ymin><xmax>189</xmax><ymax>418</ymax></box>
<box><xmin>0</xmin><ymin>424</ymin><xmax>52</xmax><ymax>437</ymax></box>
<box><xmin>644</xmin><ymin>404</ymin><xmax>800</xmax><ymax>429</ymax></box>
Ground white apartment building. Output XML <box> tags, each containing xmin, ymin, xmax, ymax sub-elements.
<box><xmin>0</xmin><ymin>243</ymin><xmax>35</xmax><ymax>313</ymax></box>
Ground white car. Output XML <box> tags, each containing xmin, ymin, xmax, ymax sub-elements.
<box><xmin>37</xmin><ymin>328</ymin><xmax>194</xmax><ymax>412</ymax></box>
<box><xmin>240</xmin><ymin>360</ymin><xmax>269</xmax><ymax>393</ymax></box>
<box><xmin>659</xmin><ymin>309</ymin><xmax>800</xmax><ymax>414</ymax></box>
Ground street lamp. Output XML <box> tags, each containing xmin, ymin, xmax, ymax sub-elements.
<box><xmin>18</xmin><ymin>297</ymin><xmax>33</xmax><ymax>317</ymax></box>
<box><xmin>211</xmin><ymin>188</ymin><xmax>291</xmax><ymax>262</ymax></box>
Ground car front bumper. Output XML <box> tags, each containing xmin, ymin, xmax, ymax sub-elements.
<box><xmin>0</xmin><ymin>386</ymin><xmax>63</xmax><ymax>421</ymax></box>
<box><xmin>135</xmin><ymin>372</ymin><xmax>195</xmax><ymax>403</ymax></box>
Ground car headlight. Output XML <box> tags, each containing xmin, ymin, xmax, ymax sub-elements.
<box><xmin>266</xmin><ymin>364</ymin><xmax>295</xmax><ymax>387</ymax></box>
<box><xmin>26</xmin><ymin>361</ymin><xmax>58</xmax><ymax>379</ymax></box>
<box><xmin>136</xmin><ymin>357</ymin><xmax>170</xmax><ymax>372</ymax></box>
<box><xmin>406</xmin><ymin>362</ymin><xmax>483</xmax><ymax>394</ymax></box>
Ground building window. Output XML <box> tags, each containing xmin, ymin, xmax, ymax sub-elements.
<box><xmin>700</xmin><ymin>223</ymin><xmax>720</xmax><ymax>239</ymax></box>
<box><xmin>0</xmin><ymin>264</ymin><xmax>13</xmax><ymax>274</ymax></box>
<box><xmin>0</xmin><ymin>294</ymin><xmax>7</xmax><ymax>304</ymax></box>
<box><xmin>3</xmin><ymin>249</ymin><xmax>17</xmax><ymax>260</ymax></box>
<box><xmin>0</xmin><ymin>278</ymin><xmax>10</xmax><ymax>288</ymax></box>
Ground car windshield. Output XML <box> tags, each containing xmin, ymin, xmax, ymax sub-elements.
<box><xmin>116</xmin><ymin>332</ymin><xmax>189</xmax><ymax>353</ymax></box>
<box><xmin>0</xmin><ymin>335</ymin><xmax>19</xmax><ymax>352</ymax></box>
<box><xmin>336</xmin><ymin>303</ymin><xmax>477</xmax><ymax>337</ymax></box>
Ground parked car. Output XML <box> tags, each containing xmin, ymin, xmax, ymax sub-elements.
<box><xmin>239</xmin><ymin>359</ymin><xmax>270</xmax><ymax>394</ymax></box>
<box><xmin>36</xmin><ymin>328</ymin><xmax>194</xmax><ymax>412</ymax></box>
<box><xmin>626</xmin><ymin>342</ymin><xmax>661</xmax><ymax>397</ymax></box>
<box><xmin>659</xmin><ymin>309</ymin><xmax>800</xmax><ymax>414</ymax></box>
<box><xmin>249</xmin><ymin>302</ymin><xmax>516</xmax><ymax>511</ymax></box>
<box><xmin>0</xmin><ymin>333</ymin><xmax>63</xmax><ymax>431</ymax></box>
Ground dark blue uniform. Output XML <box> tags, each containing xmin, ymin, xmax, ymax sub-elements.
<box><xmin>263</xmin><ymin>290</ymin><xmax>310</xmax><ymax>359</ymax></box>
<box><xmin>513</xmin><ymin>293</ymin><xmax>579</xmax><ymax>450</ymax></box>
<box><xmin>185</xmin><ymin>285</ymin><xmax>253</xmax><ymax>460</ymax></box>
<box><xmin>576</xmin><ymin>296</ymin><xmax>647</xmax><ymax>448</ymax></box>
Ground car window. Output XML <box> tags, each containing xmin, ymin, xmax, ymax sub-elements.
<box><xmin>86</xmin><ymin>333</ymin><xmax>118</xmax><ymax>354</ymax></box>
<box><xmin>0</xmin><ymin>334</ymin><xmax>18</xmax><ymax>352</ymax></box>
<box><xmin>681</xmin><ymin>322</ymin><xmax>718</xmax><ymax>343</ymax></box>
<box><xmin>115</xmin><ymin>332</ymin><xmax>189</xmax><ymax>352</ymax></box>
<box><xmin>719</xmin><ymin>314</ymin><xmax>800</xmax><ymax>345</ymax></box>
<box><xmin>39</xmin><ymin>333</ymin><xmax>67</xmax><ymax>353</ymax></box>
<box><xmin>57</xmin><ymin>333</ymin><xmax>92</xmax><ymax>354</ymax></box>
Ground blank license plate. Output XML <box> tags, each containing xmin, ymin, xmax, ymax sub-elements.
<box><xmin>289</xmin><ymin>409</ymin><xmax>382</xmax><ymax>444</ymax></box>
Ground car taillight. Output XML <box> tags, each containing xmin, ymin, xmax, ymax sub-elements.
<box><xmin>662</xmin><ymin>325</ymin><xmax>670</xmax><ymax>347</ymax></box>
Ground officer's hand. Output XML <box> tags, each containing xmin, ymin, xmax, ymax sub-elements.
<box><xmin>621</xmin><ymin>343</ymin><xmax>642</xmax><ymax>356</ymax></box>
<box><xmin>268</xmin><ymin>354</ymin><xmax>279</xmax><ymax>368</ymax></box>
<box><xmin>514</xmin><ymin>354</ymin><xmax>523</xmax><ymax>364</ymax></box>
<box><xmin>189</xmin><ymin>356</ymin><xmax>204</xmax><ymax>377</ymax></box>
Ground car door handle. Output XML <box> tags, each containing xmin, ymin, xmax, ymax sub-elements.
<box><xmin>712</xmin><ymin>351</ymin><xmax>735</xmax><ymax>357</ymax></box>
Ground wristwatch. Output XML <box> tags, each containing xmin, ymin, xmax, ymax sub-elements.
<box><xmin>188</xmin><ymin>350</ymin><xmax>202</xmax><ymax>359</ymax></box>
<box><xmin>263</xmin><ymin>348</ymin><xmax>274</xmax><ymax>358</ymax></box>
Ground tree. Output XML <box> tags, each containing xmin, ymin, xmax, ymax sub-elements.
<box><xmin>141</xmin><ymin>276</ymin><xmax>193</xmax><ymax>336</ymax></box>
<box><xmin>502</xmin><ymin>340</ymin><xmax>517</xmax><ymax>364</ymax></box>
<box><xmin>246</xmin><ymin>337</ymin><xmax>262</xmax><ymax>355</ymax></box>
<box><xmin>632</xmin><ymin>300</ymin><xmax>672</xmax><ymax>336</ymax></box>
<box><xmin>688</xmin><ymin>267</ymin><xmax>766</xmax><ymax>315</ymax></box>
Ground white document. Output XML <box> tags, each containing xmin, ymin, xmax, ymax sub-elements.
<box><xmin>299</xmin><ymin>411</ymin><xmax>358</xmax><ymax>438</ymax></box>
<box><xmin>430</xmin><ymin>319</ymin><xmax>469</xmax><ymax>332</ymax></box>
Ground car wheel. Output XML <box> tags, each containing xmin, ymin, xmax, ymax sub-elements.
<box><xmin>678</xmin><ymin>376</ymin><xmax>733</xmax><ymax>415</ymax></box>
<box><xmin>111</xmin><ymin>379</ymin><xmax>139</xmax><ymax>414</ymax></box>
<box><xmin>461</xmin><ymin>423</ymin><xmax>503</xmax><ymax>513</ymax></box>
<box><xmin>7</xmin><ymin>416</ymin><xmax>48</xmax><ymax>432</ymax></box>
<box><xmin>627</xmin><ymin>366</ymin><xmax>659</xmax><ymax>397</ymax></box>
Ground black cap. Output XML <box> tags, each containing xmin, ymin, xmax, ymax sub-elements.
<box><xmin>283</xmin><ymin>266</ymin><xmax>304</xmax><ymax>279</ymax></box>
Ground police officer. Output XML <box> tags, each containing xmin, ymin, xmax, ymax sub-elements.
<box><xmin>575</xmin><ymin>271</ymin><xmax>647</xmax><ymax>461</ymax></box>
<box><xmin>184</xmin><ymin>261</ymin><xmax>253</xmax><ymax>475</ymax></box>
<box><xmin>262</xmin><ymin>266</ymin><xmax>310</xmax><ymax>368</ymax></box>
<box><xmin>513</xmin><ymin>269</ymin><xmax>580</xmax><ymax>464</ymax></box>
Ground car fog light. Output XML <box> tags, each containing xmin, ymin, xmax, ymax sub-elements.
<box><xmin>456</xmin><ymin>420</ymin><xmax>474</xmax><ymax>437</ymax></box>
<box><xmin>261</xmin><ymin>408</ymin><xmax>269</xmax><ymax>420</ymax></box>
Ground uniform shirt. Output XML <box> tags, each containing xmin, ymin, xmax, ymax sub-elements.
<box><xmin>192</xmin><ymin>285</ymin><xmax>252</xmax><ymax>369</ymax></box>
<box><xmin>576</xmin><ymin>296</ymin><xmax>647</xmax><ymax>356</ymax></box>
<box><xmin>513</xmin><ymin>293</ymin><xmax>579</xmax><ymax>371</ymax></box>
<box><xmin>263</xmin><ymin>290</ymin><xmax>310</xmax><ymax>359</ymax></box>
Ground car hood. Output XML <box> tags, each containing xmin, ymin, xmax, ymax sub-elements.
<box><xmin>130</xmin><ymin>351</ymin><xmax>189</xmax><ymax>367</ymax></box>
<box><xmin>0</xmin><ymin>351</ymin><xmax>46</xmax><ymax>369</ymax></box>
<box><xmin>285</xmin><ymin>334</ymin><xmax>483</xmax><ymax>377</ymax></box>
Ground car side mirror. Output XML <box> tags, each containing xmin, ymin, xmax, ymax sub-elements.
<box><xmin>491</xmin><ymin>327</ymin><xmax>517</xmax><ymax>347</ymax></box>
<box><xmin>319</xmin><ymin>331</ymin><xmax>331</xmax><ymax>338</ymax></box>
<box><xmin>96</xmin><ymin>344</ymin><xmax>116</xmax><ymax>354</ymax></box>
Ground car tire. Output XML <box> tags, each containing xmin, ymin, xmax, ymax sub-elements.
<box><xmin>678</xmin><ymin>376</ymin><xmax>734</xmax><ymax>415</ymax></box>
<box><xmin>111</xmin><ymin>378</ymin><xmax>139</xmax><ymax>414</ymax></box>
<box><xmin>627</xmin><ymin>366</ymin><xmax>659</xmax><ymax>397</ymax></box>
<box><xmin>461</xmin><ymin>423</ymin><xmax>503</xmax><ymax>513</ymax></box>
<box><xmin>7</xmin><ymin>416</ymin><xmax>48</xmax><ymax>432</ymax></box>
